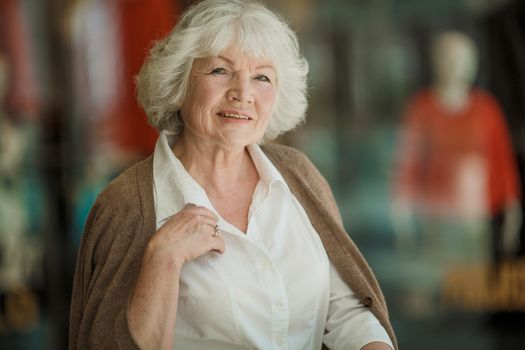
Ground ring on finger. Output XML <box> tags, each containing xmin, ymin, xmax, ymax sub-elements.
<box><xmin>212</xmin><ymin>224</ymin><xmax>220</xmax><ymax>237</ymax></box>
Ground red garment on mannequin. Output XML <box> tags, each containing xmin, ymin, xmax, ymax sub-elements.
<box><xmin>395</xmin><ymin>88</ymin><xmax>520</xmax><ymax>217</ymax></box>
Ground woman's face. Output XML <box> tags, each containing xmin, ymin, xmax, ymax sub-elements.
<box><xmin>179</xmin><ymin>45</ymin><xmax>277</xmax><ymax>150</ymax></box>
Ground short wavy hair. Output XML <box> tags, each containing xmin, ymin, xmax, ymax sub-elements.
<box><xmin>136</xmin><ymin>0</ymin><xmax>309</xmax><ymax>140</ymax></box>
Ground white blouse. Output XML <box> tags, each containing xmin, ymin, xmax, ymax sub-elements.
<box><xmin>152</xmin><ymin>132</ymin><xmax>392</xmax><ymax>350</ymax></box>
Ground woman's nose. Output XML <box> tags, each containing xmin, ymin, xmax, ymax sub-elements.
<box><xmin>227</xmin><ymin>74</ymin><xmax>253</xmax><ymax>103</ymax></box>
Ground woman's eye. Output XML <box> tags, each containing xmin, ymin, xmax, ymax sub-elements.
<box><xmin>210</xmin><ymin>67</ymin><xmax>227</xmax><ymax>75</ymax></box>
<box><xmin>255</xmin><ymin>74</ymin><xmax>271</xmax><ymax>83</ymax></box>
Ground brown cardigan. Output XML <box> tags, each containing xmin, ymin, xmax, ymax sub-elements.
<box><xmin>69</xmin><ymin>143</ymin><xmax>397</xmax><ymax>349</ymax></box>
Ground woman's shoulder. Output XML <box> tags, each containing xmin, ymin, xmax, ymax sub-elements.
<box><xmin>260</xmin><ymin>142</ymin><xmax>333</xmax><ymax>196</ymax></box>
<box><xmin>261</xmin><ymin>142</ymin><xmax>344</xmax><ymax>235</ymax></box>
<box><xmin>93</xmin><ymin>156</ymin><xmax>154</xmax><ymax>213</ymax></box>
<box><xmin>260</xmin><ymin>142</ymin><xmax>313</xmax><ymax>168</ymax></box>
<box><xmin>80</xmin><ymin>156</ymin><xmax>154</xmax><ymax>261</ymax></box>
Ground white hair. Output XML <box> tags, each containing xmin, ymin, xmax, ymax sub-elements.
<box><xmin>136</xmin><ymin>0</ymin><xmax>309</xmax><ymax>140</ymax></box>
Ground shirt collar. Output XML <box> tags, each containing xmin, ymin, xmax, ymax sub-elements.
<box><xmin>153</xmin><ymin>131</ymin><xmax>290</xmax><ymax>225</ymax></box>
<box><xmin>247</xmin><ymin>143</ymin><xmax>289</xmax><ymax>194</ymax></box>
<box><xmin>153</xmin><ymin>131</ymin><xmax>215</xmax><ymax>224</ymax></box>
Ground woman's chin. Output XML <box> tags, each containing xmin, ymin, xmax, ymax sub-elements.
<box><xmin>215</xmin><ymin>131</ymin><xmax>262</xmax><ymax>149</ymax></box>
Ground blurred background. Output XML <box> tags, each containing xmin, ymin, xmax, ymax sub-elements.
<box><xmin>1</xmin><ymin>0</ymin><xmax>525</xmax><ymax>349</ymax></box>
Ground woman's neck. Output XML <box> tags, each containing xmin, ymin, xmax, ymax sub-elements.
<box><xmin>172</xmin><ymin>133</ymin><xmax>260</xmax><ymax>233</ymax></box>
<box><xmin>171</xmin><ymin>135</ymin><xmax>256</xmax><ymax>198</ymax></box>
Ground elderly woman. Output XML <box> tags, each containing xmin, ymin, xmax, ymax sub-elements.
<box><xmin>69</xmin><ymin>1</ymin><xmax>397</xmax><ymax>349</ymax></box>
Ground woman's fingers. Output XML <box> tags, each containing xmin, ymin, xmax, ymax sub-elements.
<box><xmin>153</xmin><ymin>203</ymin><xmax>225</xmax><ymax>262</ymax></box>
<box><xmin>211</xmin><ymin>234</ymin><xmax>226</xmax><ymax>254</ymax></box>
<box><xmin>203</xmin><ymin>224</ymin><xmax>226</xmax><ymax>254</ymax></box>
<box><xmin>184</xmin><ymin>203</ymin><xmax>218</xmax><ymax>220</ymax></box>
<box><xmin>167</xmin><ymin>221</ymin><xmax>224</xmax><ymax>262</ymax></box>
<box><xmin>164</xmin><ymin>204</ymin><xmax>218</xmax><ymax>225</ymax></box>
<box><xmin>184</xmin><ymin>214</ymin><xmax>218</xmax><ymax>232</ymax></box>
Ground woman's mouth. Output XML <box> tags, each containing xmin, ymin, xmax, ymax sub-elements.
<box><xmin>217</xmin><ymin>111</ymin><xmax>253</xmax><ymax>120</ymax></box>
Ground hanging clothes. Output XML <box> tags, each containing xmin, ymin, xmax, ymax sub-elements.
<box><xmin>70</xmin><ymin>0</ymin><xmax>180</xmax><ymax>158</ymax></box>
<box><xmin>108</xmin><ymin>0</ymin><xmax>180</xmax><ymax>157</ymax></box>
<box><xmin>394</xmin><ymin>88</ymin><xmax>520</xmax><ymax>219</ymax></box>
<box><xmin>0</xmin><ymin>0</ymin><xmax>42</xmax><ymax>118</ymax></box>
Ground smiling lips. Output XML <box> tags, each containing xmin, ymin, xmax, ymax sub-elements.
<box><xmin>217</xmin><ymin>111</ymin><xmax>254</xmax><ymax>120</ymax></box>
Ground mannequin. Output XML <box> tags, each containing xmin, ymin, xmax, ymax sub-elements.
<box><xmin>393</xmin><ymin>32</ymin><xmax>522</xmax><ymax>267</ymax></box>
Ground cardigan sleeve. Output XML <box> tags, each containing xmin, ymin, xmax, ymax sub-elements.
<box><xmin>324</xmin><ymin>262</ymin><xmax>393</xmax><ymax>350</ymax></box>
<box><xmin>69</xmin><ymin>176</ymin><xmax>146</xmax><ymax>349</ymax></box>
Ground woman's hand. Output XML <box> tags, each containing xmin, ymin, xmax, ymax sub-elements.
<box><xmin>128</xmin><ymin>204</ymin><xmax>225</xmax><ymax>350</ymax></box>
<box><xmin>146</xmin><ymin>203</ymin><xmax>225</xmax><ymax>267</ymax></box>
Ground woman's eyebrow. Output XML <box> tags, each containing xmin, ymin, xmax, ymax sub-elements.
<box><xmin>215</xmin><ymin>55</ymin><xmax>274</xmax><ymax>71</ymax></box>
<box><xmin>256</xmin><ymin>64</ymin><xmax>275</xmax><ymax>71</ymax></box>
<box><xmin>216</xmin><ymin>55</ymin><xmax>234</xmax><ymax>64</ymax></box>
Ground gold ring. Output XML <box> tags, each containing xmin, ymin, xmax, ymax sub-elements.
<box><xmin>213</xmin><ymin>224</ymin><xmax>220</xmax><ymax>237</ymax></box>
